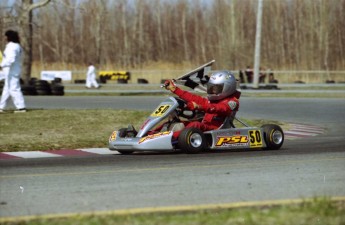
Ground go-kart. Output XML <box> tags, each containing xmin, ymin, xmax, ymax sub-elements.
<box><xmin>108</xmin><ymin>96</ymin><xmax>284</xmax><ymax>154</ymax></box>
<box><xmin>108</xmin><ymin>60</ymin><xmax>284</xmax><ymax>154</ymax></box>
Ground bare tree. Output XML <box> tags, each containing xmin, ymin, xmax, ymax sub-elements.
<box><xmin>13</xmin><ymin>0</ymin><xmax>50</xmax><ymax>83</ymax></box>
<box><xmin>15</xmin><ymin>0</ymin><xmax>345</xmax><ymax>73</ymax></box>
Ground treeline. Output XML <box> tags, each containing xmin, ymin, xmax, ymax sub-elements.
<box><xmin>2</xmin><ymin>0</ymin><xmax>345</xmax><ymax>71</ymax></box>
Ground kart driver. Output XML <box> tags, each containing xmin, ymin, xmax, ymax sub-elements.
<box><xmin>164</xmin><ymin>70</ymin><xmax>241</xmax><ymax>139</ymax></box>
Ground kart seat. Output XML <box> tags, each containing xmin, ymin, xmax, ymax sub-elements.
<box><xmin>218</xmin><ymin>111</ymin><xmax>237</xmax><ymax>129</ymax></box>
<box><xmin>160</xmin><ymin>122</ymin><xmax>185</xmax><ymax>132</ymax></box>
<box><xmin>170</xmin><ymin>122</ymin><xmax>185</xmax><ymax>132</ymax></box>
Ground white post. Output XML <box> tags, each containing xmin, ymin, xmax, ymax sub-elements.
<box><xmin>253</xmin><ymin>0</ymin><xmax>263</xmax><ymax>88</ymax></box>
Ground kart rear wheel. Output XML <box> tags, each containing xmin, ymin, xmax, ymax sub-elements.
<box><xmin>261</xmin><ymin>124</ymin><xmax>284</xmax><ymax>150</ymax></box>
<box><xmin>117</xmin><ymin>128</ymin><xmax>134</xmax><ymax>155</ymax></box>
<box><xmin>178</xmin><ymin>128</ymin><xmax>206</xmax><ymax>154</ymax></box>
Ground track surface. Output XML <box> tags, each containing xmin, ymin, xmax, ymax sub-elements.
<box><xmin>1</xmin><ymin>96</ymin><xmax>345</xmax><ymax>218</ymax></box>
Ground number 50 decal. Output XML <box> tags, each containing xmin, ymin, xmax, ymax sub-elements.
<box><xmin>249</xmin><ymin>130</ymin><xmax>263</xmax><ymax>148</ymax></box>
<box><xmin>151</xmin><ymin>105</ymin><xmax>171</xmax><ymax>117</ymax></box>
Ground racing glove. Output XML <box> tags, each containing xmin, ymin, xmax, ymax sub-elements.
<box><xmin>164</xmin><ymin>79</ymin><xmax>177</xmax><ymax>92</ymax></box>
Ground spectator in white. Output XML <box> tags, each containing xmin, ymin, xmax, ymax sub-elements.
<box><xmin>86</xmin><ymin>62</ymin><xmax>100</xmax><ymax>89</ymax></box>
<box><xmin>0</xmin><ymin>30</ymin><xmax>26</xmax><ymax>113</ymax></box>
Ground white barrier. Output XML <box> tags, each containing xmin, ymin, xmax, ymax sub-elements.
<box><xmin>41</xmin><ymin>71</ymin><xmax>72</xmax><ymax>81</ymax></box>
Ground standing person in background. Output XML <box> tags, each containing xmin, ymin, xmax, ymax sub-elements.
<box><xmin>86</xmin><ymin>62</ymin><xmax>100</xmax><ymax>89</ymax></box>
<box><xmin>0</xmin><ymin>30</ymin><xmax>26</xmax><ymax>113</ymax></box>
<box><xmin>245</xmin><ymin>66</ymin><xmax>253</xmax><ymax>83</ymax></box>
<box><xmin>259</xmin><ymin>67</ymin><xmax>266</xmax><ymax>83</ymax></box>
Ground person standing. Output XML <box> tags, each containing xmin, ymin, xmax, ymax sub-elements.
<box><xmin>86</xmin><ymin>62</ymin><xmax>100</xmax><ymax>89</ymax></box>
<box><xmin>0</xmin><ymin>30</ymin><xmax>26</xmax><ymax>113</ymax></box>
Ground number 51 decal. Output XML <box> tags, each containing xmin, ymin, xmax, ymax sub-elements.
<box><xmin>249</xmin><ymin>130</ymin><xmax>263</xmax><ymax>148</ymax></box>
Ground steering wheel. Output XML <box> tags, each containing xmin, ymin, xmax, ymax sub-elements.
<box><xmin>174</xmin><ymin>97</ymin><xmax>197</xmax><ymax>120</ymax></box>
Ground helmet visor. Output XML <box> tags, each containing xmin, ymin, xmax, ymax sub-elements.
<box><xmin>207</xmin><ymin>83</ymin><xmax>224</xmax><ymax>95</ymax></box>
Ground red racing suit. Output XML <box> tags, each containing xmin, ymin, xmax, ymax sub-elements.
<box><xmin>172</xmin><ymin>87</ymin><xmax>240</xmax><ymax>138</ymax></box>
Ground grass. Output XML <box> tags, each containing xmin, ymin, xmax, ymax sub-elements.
<box><xmin>0</xmin><ymin>109</ymin><xmax>286</xmax><ymax>152</ymax></box>
<box><xmin>0</xmin><ymin>109</ymin><xmax>148</xmax><ymax>152</ymax></box>
<box><xmin>1</xmin><ymin>198</ymin><xmax>344</xmax><ymax>225</ymax></box>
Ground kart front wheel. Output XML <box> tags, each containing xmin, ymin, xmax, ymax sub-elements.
<box><xmin>261</xmin><ymin>124</ymin><xmax>284</xmax><ymax>150</ymax></box>
<box><xmin>178</xmin><ymin>128</ymin><xmax>206</xmax><ymax>154</ymax></box>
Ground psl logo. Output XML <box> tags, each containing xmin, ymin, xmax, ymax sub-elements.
<box><xmin>215</xmin><ymin>135</ymin><xmax>249</xmax><ymax>146</ymax></box>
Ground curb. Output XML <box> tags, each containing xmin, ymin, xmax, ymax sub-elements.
<box><xmin>0</xmin><ymin>124</ymin><xmax>325</xmax><ymax>160</ymax></box>
<box><xmin>284</xmin><ymin>123</ymin><xmax>326</xmax><ymax>140</ymax></box>
<box><xmin>0</xmin><ymin>148</ymin><xmax>117</xmax><ymax>160</ymax></box>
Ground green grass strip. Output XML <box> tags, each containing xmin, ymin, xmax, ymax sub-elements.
<box><xmin>0</xmin><ymin>197</ymin><xmax>344</xmax><ymax>225</ymax></box>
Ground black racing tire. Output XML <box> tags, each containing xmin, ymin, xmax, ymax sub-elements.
<box><xmin>29</xmin><ymin>78</ymin><xmax>38</xmax><ymax>85</ymax></box>
<box><xmin>21</xmin><ymin>85</ymin><xmax>37</xmax><ymax>95</ymax></box>
<box><xmin>36</xmin><ymin>89</ymin><xmax>52</xmax><ymax>95</ymax></box>
<box><xmin>52</xmin><ymin>90</ymin><xmax>64</xmax><ymax>96</ymax></box>
<box><xmin>51</xmin><ymin>85</ymin><xmax>65</xmax><ymax>96</ymax></box>
<box><xmin>34</xmin><ymin>80</ymin><xmax>49</xmax><ymax>86</ymax></box>
<box><xmin>138</xmin><ymin>78</ymin><xmax>149</xmax><ymax>84</ymax></box>
<box><xmin>117</xmin><ymin>128</ymin><xmax>134</xmax><ymax>155</ymax></box>
<box><xmin>52</xmin><ymin>78</ymin><xmax>62</xmax><ymax>84</ymax></box>
<box><xmin>178</xmin><ymin>127</ymin><xmax>207</xmax><ymax>154</ymax></box>
<box><xmin>74</xmin><ymin>79</ymin><xmax>86</xmax><ymax>84</ymax></box>
<box><xmin>117</xmin><ymin>79</ymin><xmax>128</xmax><ymax>84</ymax></box>
<box><xmin>35</xmin><ymin>85</ymin><xmax>51</xmax><ymax>91</ymax></box>
<box><xmin>261</xmin><ymin>124</ymin><xmax>284</xmax><ymax>150</ymax></box>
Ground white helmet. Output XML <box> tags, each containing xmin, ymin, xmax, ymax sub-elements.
<box><xmin>207</xmin><ymin>70</ymin><xmax>237</xmax><ymax>101</ymax></box>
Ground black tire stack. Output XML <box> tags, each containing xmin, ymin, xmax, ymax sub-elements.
<box><xmin>27</xmin><ymin>78</ymin><xmax>64</xmax><ymax>96</ymax></box>
<box><xmin>20</xmin><ymin>78</ymin><xmax>37</xmax><ymax>95</ymax></box>
<box><xmin>34</xmin><ymin>79</ymin><xmax>52</xmax><ymax>95</ymax></box>
<box><xmin>0</xmin><ymin>78</ymin><xmax>65</xmax><ymax>96</ymax></box>
<box><xmin>51</xmin><ymin>78</ymin><xmax>64</xmax><ymax>96</ymax></box>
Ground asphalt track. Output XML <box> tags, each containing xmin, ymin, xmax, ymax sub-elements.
<box><xmin>0</xmin><ymin>96</ymin><xmax>345</xmax><ymax>219</ymax></box>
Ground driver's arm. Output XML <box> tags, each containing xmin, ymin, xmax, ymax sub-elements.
<box><xmin>204</xmin><ymin>99</ymin><xmax>239</xmax><ymax>115</ymax></box>
<box><xmin>173</xmin><ymin>87</ymin><xmax>208</xmax><ymax>106</ymax></box>
<box><xmin>164</xmin><ymin>80</ymin><xmax>208</xmax><ymax>106</ymax></box>
<box><xmin>187</xmin><ymin>97</ymin><xmax>239</xmax><ymax>116</ymax></box>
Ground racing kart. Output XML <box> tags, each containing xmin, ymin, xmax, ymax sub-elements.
<box><xmin>108</xmin><ymin>60</ymin><xmax>284</xmax><ymax>154</ymax></box>
<box><xmin>108</xmin><ymin>96</ymin><xmax>284</xmax><ymax>154</ymax></box>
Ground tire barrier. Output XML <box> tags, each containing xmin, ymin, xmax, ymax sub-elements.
<box><xmin>137</xmin><ymin>78</ymin><xmax>149</xmax><ymax>84</ymax></box>
<box><xmin>51</xmin><ymin>84</ymin><xmax>64</xmax><ymax>96</ymax></box>
<box><xmin>51</xmin><ymin>78</ymin><xmax>64</xmax><ymax>95</ymax></box>
<box><xmin>0</xmin><ymin>78</ymin><xmax>65</xmax><ymax>96</ymax></box>
<box><xmin>26</xmin><ymin>78</ymin><xmax>64</xmax><ymax>96</ymax></box>
<box><xmin>21</xmin><ymin>85</ymin><xmax>37</xmax><ymax>95</ymax></box>
<box><xmin>34</xmin><ymin>80</ymin><xmax>52</xmax><ymax>95</ymax></box>
<box><xmin>99</xmin><ymin>71</ymin><xmax>131</xmax><ymax>84</ymax></box>
<box><xmin>74</xmin><ymin>79</ymin><xmax>86</xmax><ymax>84</ymax></box>
<box><xmin>117</xmin><ymin>78</ymin><xmax>128</xmax><ymax>84</ymax></box>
